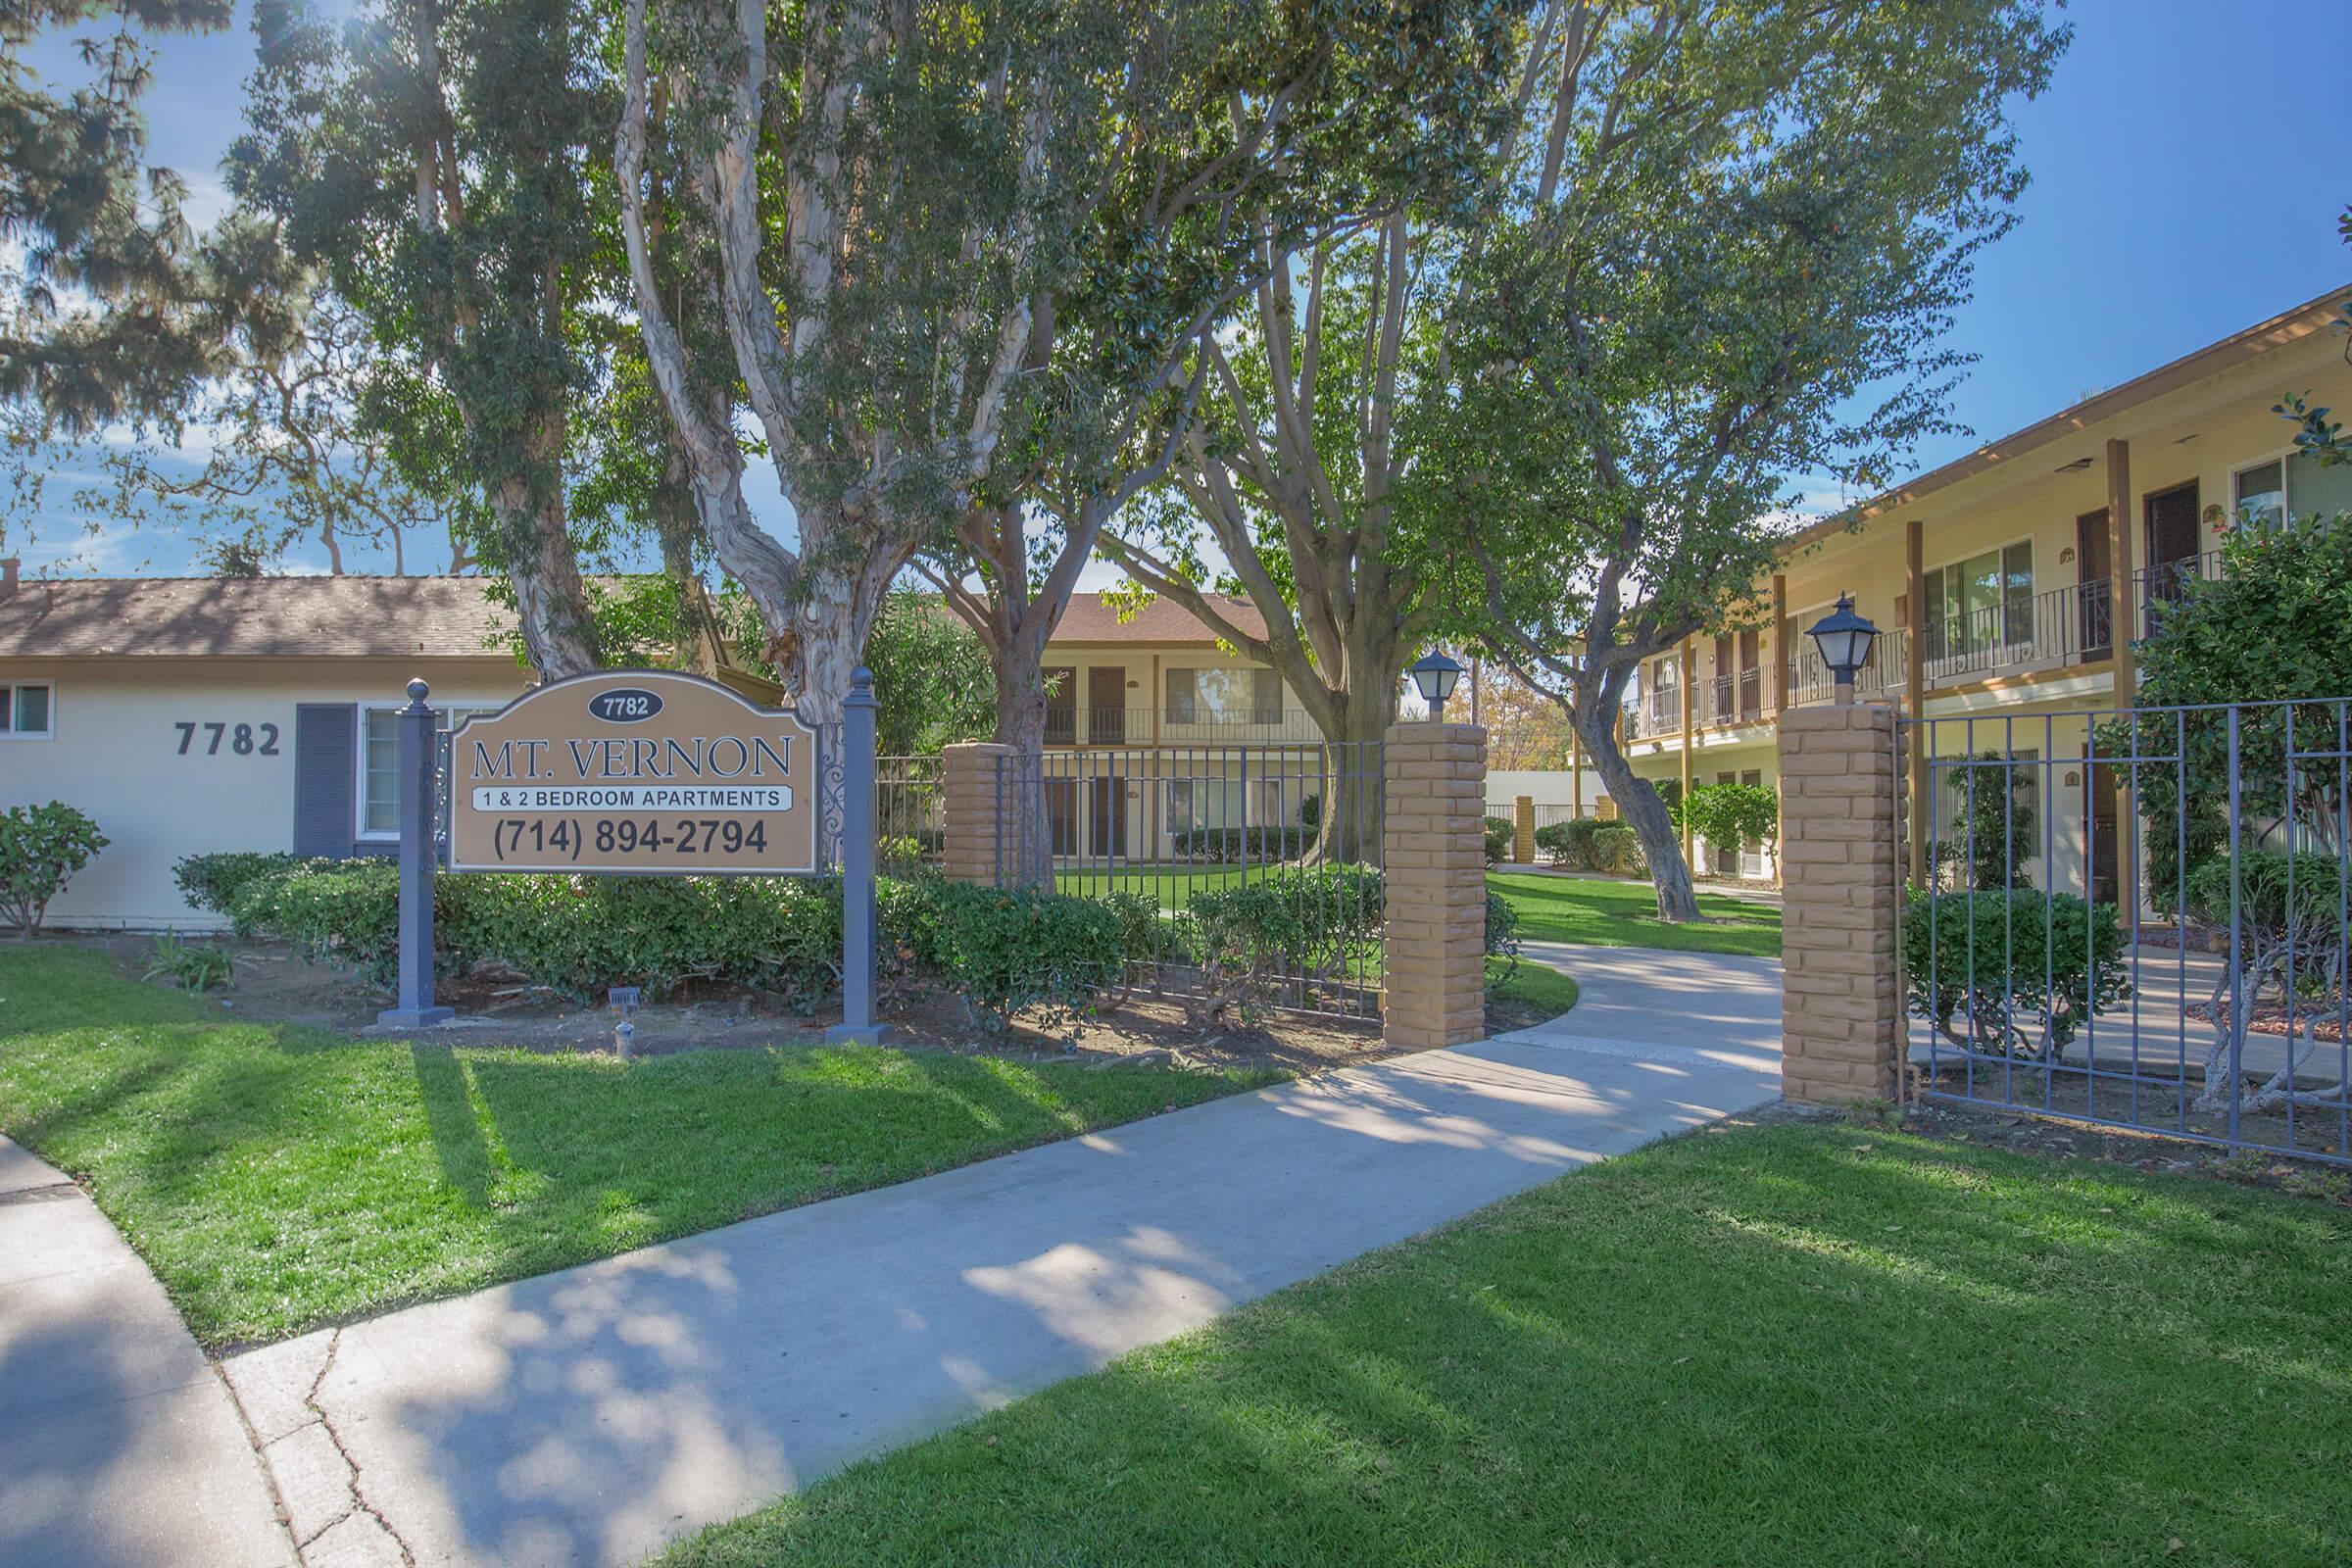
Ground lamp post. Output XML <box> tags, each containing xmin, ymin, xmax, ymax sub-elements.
<box><xmin>1805</xmin><ymin>594</ymin><xmax>1880</xmax><ymax>707</ymax></box>
<box><xmin>1409</xmin><ymin>651</ymin><xmax>1465</xmax><ymax>721</ymax></box>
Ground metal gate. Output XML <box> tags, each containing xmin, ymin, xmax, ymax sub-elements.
<box><xmin>991</xmin><ymin>740</ymin><xmax>1386</xmax><ymax>1018</ymax></box>
<box><xmin>1902</xmin><ymin>697</ymin><xmax>2351</xmax><ymax>1163</ymax></box>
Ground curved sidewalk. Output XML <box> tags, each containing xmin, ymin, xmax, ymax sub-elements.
<box><xmin>0</xmin><ymin>1137</ymin><xmax>295</xmax><ymax>1567</ymax></box>
<box><xmin>1497</xmin><ymin>939</ymin><xmax>1786</xmax><ymax>1063</ymax></box>
<box><xmin>220</xmin><ymin>1019</ymin><xmax>1779</xmax><ymax>1566</ymax></box>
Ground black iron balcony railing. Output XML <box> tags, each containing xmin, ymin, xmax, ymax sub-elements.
<box><xmin>1045</xmin><ymin>706</ymin><xmax>1330</xmax><ymax>746</ymax></box>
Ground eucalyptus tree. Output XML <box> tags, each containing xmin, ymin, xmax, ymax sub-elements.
<box><xmin>613</xmin><ymin>0</ymin><xmax>1523</xmax><ymax>743</ymax></box>
<box><xmin>1431</xmin><ymin>0</ymin><xmax>2066</xmax><ymax>920</ymax></box>
<box><xmin>3</xmin><ymin>0</ymin><xmax>236</xmax><ymax>427</ymax></box>
<box><xmin>905</xmin><ymin>1</ymin><xmax>1524</xmax><ymax>880</ymax></box>
<box><xmin>1089</xmin><ymin>8</ymin><xmax>1568</xmax><ymax>860</ymax></box>
<box><xmin>233</xmin><ymin>0</ymin><xmax>608</xmax><ymax>674</ymax></box>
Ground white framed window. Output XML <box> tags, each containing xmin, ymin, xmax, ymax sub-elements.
<box><xmin>1166</xmin><ymin>776</ymin><xmax>1248</xmax><ymax>834</ymax></box>
<box><xmin>1924</xmin><ymin>541</ymin><xmax>2033</xmax><ymax>665</ymax></box>
<box><xmin>1</xmin><ymin>682</ymin><xmax>54</xmax><ymax>739</ymax></box>
<box><xmin>2234</xmin><ymin>450</ymin><xmax>2352</xmax><ymax>529</ymax></box>
<box><xmin>1164</xmin><ymin>666</ymin><xmax>1281</xmax><ymax>725</ymax></box>
<box><xmin>358</xmin><ymin>704</ymin><xmax>495</xmax><ymax>839</ymax></box>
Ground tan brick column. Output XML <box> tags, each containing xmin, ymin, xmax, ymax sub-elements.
<box><xmin>1512</xmin><ymin>795</ymin><xmax>1536</xmax><ymax>864</ymax></box>
<box><xmin>1779</xmin><ymin>704</ymin><xmax>1902</xmax><ymax>1103</ymax></box>
<box><xmin>941</xmin><ymin>743</ymin><xmax>1013</xmax><ymax>886</ymax></box>
<box><xmin>1383</xmin><ymin>721</ymin><xmax>1488</xmax><ymax>1052</ymax></box>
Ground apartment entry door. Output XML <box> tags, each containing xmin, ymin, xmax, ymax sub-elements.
<box><xmin>1089</xmin><ymin>774</ymin><xmax>1127</xmax><ymax>858</ymax></box>
<box><xmin>2075</xmin><ymin>509</ymin><xmax>2110</xmax><ymax>658</ymax></box>
<box><xmin>2142</xmin><ymin>481</ymin><xmax>2201</xmax><ymax>635</ymax></box>
<box><xmin>2085</xmin><ymin>761</ymin><xmax>2120</xmax><ymax>908</ymax></box>
<box><xmin>1088</xmin><ymin>666</ymin><xmax>1127</xmax><ymax>744</ymax></box>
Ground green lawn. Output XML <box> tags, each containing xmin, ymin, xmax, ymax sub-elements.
<box><xmin>0</xmin><ymin>945</ymin><xmax>1278</xmax><ymax>1348</ymax></box>
<box><xmin>1484</xmin><ymin>954</ymin><xmax>1578</xmax><ymax>1030</ymax></box>
<box><xmin>1490</xmin><ymin>869</ymin><xmax>1782</xmax><ymax>956</ymax></box>
<box><xmin>1054</xmin><ymin>863</ymin><xmax>1250</xmax><ymax>909</ymax></box>
<box><xmin>657</xmin><ymin>1123</ymin><xmax>2352</xmax><ymax>1567</ymax></box>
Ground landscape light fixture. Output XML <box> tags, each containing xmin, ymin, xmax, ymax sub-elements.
<box><xmin>1409</xmin><ymin>650</ymin><xmax>1464</xmax><ymax>720</ymax></box>
<box><xmin>1806</xmin><ymin>594</ymin><xmax>1879</xmax><ymax>706</ymax></box>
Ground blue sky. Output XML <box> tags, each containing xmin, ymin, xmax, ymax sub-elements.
<box><xmin>11</xmin><ymin>0</ymin><xmax>2351</xmax><ymax>577</ymax></box>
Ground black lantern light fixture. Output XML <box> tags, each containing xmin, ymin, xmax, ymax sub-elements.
<box><xmin>1408</xmin><ymin>650</ymin><xmax>1465</xmax><ymax>720</ymax></box>
<box><xmin>1805</xmin><ymin>594</ymin><xmax>1879</xmax><ymax>705</ymax></box>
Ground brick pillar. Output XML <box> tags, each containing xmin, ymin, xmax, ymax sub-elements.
<box><xmin>1383</xmin><ymin>721</ymin><xmax>1488</xmax><ymax>1052</ymax></box>
<box><xmin>1512</xmin><ymin>795</ymin><xmax>1536</xmax><ymax>864</ymax></box>
<box><xmin>941</xmin><ymin>743</ymin><xmax>1013</xmax><ymax>886</ymax></box>
<box><xmin>1779</xmin><ymin>704</ymin><xmax>1902</xmax><ymax>1104</ymax></box>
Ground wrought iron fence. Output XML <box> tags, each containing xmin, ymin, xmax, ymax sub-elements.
<box><xmin>1903</xmin><ymin>697</ymin><xmax>2351</xmax><ymax>1164</ymax></box>
<box><xmin>876</xmin><ymin>755</ymin><xmax>945</xmax><ymax>879</ymax></box>
<box><xmin>988</xmin><ymin>740</ymin><xmax>1387</xmax><ymax>1018</ymax></box>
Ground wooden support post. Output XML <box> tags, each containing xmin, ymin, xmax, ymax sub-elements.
<box><xmin>1679</xmin><ymin>636</ymin><xmax>1695</xmax><ymax>867</ymax></box>
<box><xmin>1905</xmin><ymin>517</ymin><xmax>1928</xmax><ymax>885</ymax></box>
<box><xmin>2107</xmin><ymin>438</ymin><xmax>2137</xmax><ymax>916</ymax></box>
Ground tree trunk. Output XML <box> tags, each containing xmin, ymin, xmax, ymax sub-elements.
<box><xmin>1572</xmin><ymin>701</ymin><xmax>1701</xmax><ymax>921</ymax></box>
<box><xmin>992</xmin><ymin>651</ymin><xmax>1054</xmax><ymax>887</ymax></box>
<box><xmin>1313</xmin><ymin>687</ymin><xmax>1393</xmax><ymax>865</ymax></box>
<box><xmin>494</xmin><ymin>483</ymin><xmax>598</xmax><ymax>679</ymax></box>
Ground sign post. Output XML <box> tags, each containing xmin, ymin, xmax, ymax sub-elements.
<box><xmin>377</xmin><ymin>678</ymin><xmax>453</xmax><ymax>1028</ymax></box>
<box><xmin>826</xmin><ymin>665</ymin><xmax>886</xmax><ymax>1044</ymax></box>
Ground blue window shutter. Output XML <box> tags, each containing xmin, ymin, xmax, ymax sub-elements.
<box><xmin>293</xmin><ymin>705</ymin><xmax>358</xmax><ymax>858</ymax></box>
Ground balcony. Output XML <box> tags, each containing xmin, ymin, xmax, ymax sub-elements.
<box><xmin>1046</xmin><ymin>706</ymin><xmax>1336</xmax><ymax>747</ymax></box>
<box><xmin>1621</xmin><ymin>550</ymin><xmax>2227</xmax><ymax>750</ymax></box>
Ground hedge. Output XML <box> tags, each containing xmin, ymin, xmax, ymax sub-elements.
<box><xmin>175</xmin><ymin>853</ymin><xmax>1123</xmax><ymax>1028</ymax></box>
<box><xmin>1168</xmin><ymin>826</ymin><xmax>1313</xmax><ymax>862</ymax></box>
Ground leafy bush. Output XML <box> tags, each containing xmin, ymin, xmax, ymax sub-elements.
<box><xmin>1670</xmin><ymin>782</ymin><xmax>1779</xmax><ymax>869</ymax></box>
<box><xmin>911</xmin><ymin>878</ymin><xmax>1124</xmax><ymax>1031</ymax></box>
<box><xmin>175</xmin><ymin>852</ymin><xmax>338</xmax><ymax>928</ymax></box>
<box><xmin>1532</xmin><ymin>816</ymin><xmax>1644</xmax><ymax>874</ymax></box>
<box><xmin>1486</xmin><ymin>888</ymin><xmax>1522</xmax><ymax>977</ymax></box>
<box><xmin>1904</xmin><ymin>888</ymin><xmax>2130</xmax><ymax>1054</ymax></box>
<box><xmin>1483</xmin><ymin>815</ymin><xmax>1513</xmax><ymax>864</ymax></box>
<box><xmin>229</xmin><ymin>858</ymin><xmax>405</xmax><ymax>980</ymax></box>
<box><xmin>143</xmin><ymin>930</ymin><xmax>235</xmax><ymax>991</ymax></box>
<box><xmin>0</xmin><ymin>802</ymin><xmax>109</xmax><ymax>936</ymax></box>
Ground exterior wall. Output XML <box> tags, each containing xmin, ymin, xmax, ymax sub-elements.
<box><xmin>0</xmin><ymin>657</ymin><xmax>526</xmax><ymax>929</ymax></box>
<box><xmin>1038</xmin><ymin>640</ymin><xmax>1311</xmax><ymax>748</ymax></box>
<box><xmin>1623</xmin><ymin>311</ymin><xmax>2352</xmax><ymax>893</ymax></box>
<box><xmin>1483</xmin><ymin>767</ymin><xmax>1613</xmax><ymax>811</ymax></box>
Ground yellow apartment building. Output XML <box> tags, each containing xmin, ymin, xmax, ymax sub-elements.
<box><xmin>1622</xmin><ymin>285</ymin><xmax>2352</xmax><ymax>899</ymax></box>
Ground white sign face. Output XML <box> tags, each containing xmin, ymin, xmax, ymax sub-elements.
<box><xmin>447</xmin><ymin>670</ymin><xmax>818</xmax><ymax>874</ymax></box>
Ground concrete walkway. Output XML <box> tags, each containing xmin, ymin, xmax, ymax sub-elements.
<box><xmin>220</xmin><ymin>989</ymin><xmax>1781</xmax><ymax>1567</ymax></box>
<box><xmin>0</xmin><ymin>1138</ymin><xmax>294</xmax><ymax>1568</ymax></box>
<box><xmin>1500</xmin><ymin>939</ymin><xmax>1785</xmax><ymax>1058</ymax></box>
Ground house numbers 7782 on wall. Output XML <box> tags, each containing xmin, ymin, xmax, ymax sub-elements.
<box><xmin>446</xmin><ymin>670</ymin><xmax>818</xmax><ymax>875</ymax></box>
<box><xmin>173</xmin><ymin>720</ymin><xmax>281</xmax><ymax>756</ymax></box>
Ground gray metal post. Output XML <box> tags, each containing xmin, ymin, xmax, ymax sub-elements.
<box><xmin>377</xmin><ymin>677</ymin><xmax>454</xmax><ymax>1029</ymax></box>
<box><xmin>825</xmin><ymin>664</ymin><xmax>888</xmax><ymax>1044</ymax></box>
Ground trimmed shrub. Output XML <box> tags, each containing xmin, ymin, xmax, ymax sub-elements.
<box><xmin>913</xmin><ymin>878</ymin><xmax>1125</xmax><ymax>1030</ymax></box>
<box><xmin>1532</xmin><ymin>816</ymin><xmax>1642</xmax><ymax>874</ymax></box>
<box><xmin>1903</xmin><ymin>888</ymin><xmax>2130</xmax><ymax>1054</ymax></box>
<box><xmin>1</xmin><ymin>802</ymin><xmax>109</xmax><ymax>936</ymax></box>
<box><xmin>175</xmin><ymin>852</ymin><xmax>337</xmax><ymax>928</ymax></box>
<box><xmin>1168</xmin><ymin>826</ymin><xmax>1312</xmax><ymax>863</ymax></box>
<box><xmin>1483</xmin><ymin>815</ymin><xmax>1513</xmax><ymax>864</ymax></box>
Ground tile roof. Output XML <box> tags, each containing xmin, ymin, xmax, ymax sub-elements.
<box><xmin>0</xmin><ymin>574</ymin><xmax>515</xmax><ymax>660</ymax></box>
<box><xmin>1050</xmin><ymin>590</ymin><xmax>1268</xmax><ymax>644</ymax></box>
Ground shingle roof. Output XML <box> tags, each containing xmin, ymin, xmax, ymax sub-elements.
<box><xmin>0</xmin><ymin>575</ymin><xmax>514</xmax><ymax>660</ymax></box>
<box><xmin>0</xmin><ymin>575</ymin><xmax>1266</xmax><ymax>661</ymax></box>
<box><xmin>1051</xmin><ymin>590</ymin><xmax>1268</xmax><ymax>644</ymax></box>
